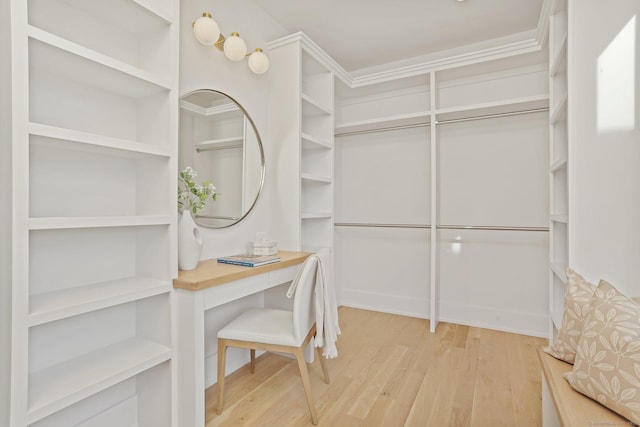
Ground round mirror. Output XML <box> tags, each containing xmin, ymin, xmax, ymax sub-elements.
<box><xmin>179</xmin><ymin>89</ymin><xmax>265</xmax><ymax>228</ymax></box>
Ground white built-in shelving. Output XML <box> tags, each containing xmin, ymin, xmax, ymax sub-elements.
<box><xmin>548</xmin><ymin>0</ymin><xmax>569</xmax><ymax>338</ymax></box>
<box><xmin>10</xmin><ymin>0</ymin><xmax>178</xmax><ymax>425</ymax></box>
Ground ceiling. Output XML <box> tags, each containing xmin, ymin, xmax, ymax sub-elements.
<box><xmin>252</xmin><ymin>0</ymin><xmax>545</xmax><ymax>72</ymax></box>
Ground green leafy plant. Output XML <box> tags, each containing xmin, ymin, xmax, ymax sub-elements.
<box><xmin>178</xmin><ymin>166</ymin><xmax>217</xmax><ymax>215</ymax></box>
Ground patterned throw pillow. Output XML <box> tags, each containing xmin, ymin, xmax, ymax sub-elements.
<box><xmin>544</xmin><ymin>268</ymin><xmax>596</xmax><ymax>364</ymax></box>
<box><xmin>564</xmin><ymin>279</ymin><xmax>640</xmax><ymax>424</ymax></box>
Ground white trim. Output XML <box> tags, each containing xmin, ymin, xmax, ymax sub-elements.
<box><xmin>340</xmin><ymin>289</ymin><xmax>429</xmax><ymax>319</ymax></box>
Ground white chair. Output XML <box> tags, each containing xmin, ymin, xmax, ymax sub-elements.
<box><xmin>215</xmin><ymin>255</ymin><xmax>331</xmax><ymax>425</ymax></box>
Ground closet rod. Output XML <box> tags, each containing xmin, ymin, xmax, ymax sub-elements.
<box><xmin>334</xmin><ymin>107</ymin><xmax>549</xmax><ymax>137</ymax></box>
<box><xmin>334</xmin><ymin>222</ymin><xmax>431</xmax><ymax>229</ymax></box>
<box><xmin>437</xmin><ymin>225</ymin><xmax>549</xmax><ymax>232</ymax></box>
<box><xmin>196</xmin><ymin>144</ymin><xmax>243</xmax><ymax>153</ymax></box>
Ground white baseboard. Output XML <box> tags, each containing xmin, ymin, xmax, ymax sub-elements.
<box><xmin>339</xmin><ymin>288</ymin><xmax>547</xmax><ymax>338</ymax></box>
<box><xmin>340</xmin><ymin>288</ymin><xmax>429</xmax><ymax>319</ymax></box>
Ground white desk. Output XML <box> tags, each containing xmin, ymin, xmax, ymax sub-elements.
<box><xmin>173</xmin><ymin>251</ymin><xmax>311</xmax><ymax>427</ymax></box>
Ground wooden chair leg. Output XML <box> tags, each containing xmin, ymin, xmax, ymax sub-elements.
<box><xmin>250</xmin><ymin>349</ymin><xmax>256</xmax><ymax>373</ymax></box>
<box><xmin>315</xmin><ymin>346</ymin><xmax>330</xmax><ymax>384</ymax></box>
<box><xmin>294</xmin><ymin>347</ymin><xmax>319</xmax><ymax>425</ymax></box>
<box><xmin>216</xmin><ymin>340</ymin><xmax>227</xmax><ymax>415</ymax></box>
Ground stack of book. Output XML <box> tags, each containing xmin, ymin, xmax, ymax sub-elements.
<box><xmin>217</xmin><ymin>253</ymin><xmax>281</xmax><ymax>267</ymax></box>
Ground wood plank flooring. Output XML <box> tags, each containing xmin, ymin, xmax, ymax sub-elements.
<box><xmin>205</xmin><ymin>307</ymin><xmax>547</xmax><ymax>427</ymax></box>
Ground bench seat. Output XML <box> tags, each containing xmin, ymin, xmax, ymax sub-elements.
<box><xmin>537</xmin><ymin>347</ymin><xmax>630</xmax><ymax>427</ymax></box>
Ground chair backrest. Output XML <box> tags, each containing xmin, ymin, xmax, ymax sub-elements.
<box><xmin>291</xmin><ymin>255</ymin><xmax>319</xmax><ymax>344</ymax></box>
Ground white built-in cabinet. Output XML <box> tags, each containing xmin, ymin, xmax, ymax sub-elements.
<box><xmin>9</xmin><ymin>0</ymin><xmax>178</xmax><ymax>425</ymax></box>
<box><xmin>548</xmin><ymin>0</ymin><xmax>569</xmax><ymax>339</ymax></box>
<box><xmin>268</xmin><ymin>33</ymin><xmax>335</xmax><ymax>254</ymax></box>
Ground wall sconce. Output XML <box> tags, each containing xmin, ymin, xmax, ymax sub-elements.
<box><xmin>192</xmin><ymin>12</ymin><xmax>270</xmax><ymax>75</ymax></box>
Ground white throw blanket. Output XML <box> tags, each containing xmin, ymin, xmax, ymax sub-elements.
<box><xmin>287</xmin><ymin>248</ymin><xmax>341</xmax><ymax>358</ymax></box>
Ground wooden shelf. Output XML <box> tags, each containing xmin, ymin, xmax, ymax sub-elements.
<box><xmin>28</xmin><ymin>122</ymin><xmax>172</xmax><ymax>158</ymax></box>
<box><xmin>550</xmin><ymin>158</ymin><xmax>568</xmax><ymax>172</ymax></box>
<box><xmin>550</xmin><ymin>214</ymin><xmax>568</xmax><ymax>223</ymax></box>
<box><xmin>550</xmin><ymin>35</ymin><xmax>568</xmax><ymax>77</ymax></box>
<box><xmin>550</xmin><ymin>94</ymin><xmax>568</xmax><ymax>124</ymax></box>
<box><xmin>301</xmin><ymin>93</ymin><xmax>333</xmax><ymax>116</ymax></box>
<box><xmin>302</xmin><ymin>132</ymin><xmax>333</xmax><ymax>149</ymax></box>
<box><xmin>28</xmin><ymin>215</ymin><xmax>172</xmax><ymax>230</ymax></box>
<box><xmin>28</xmin><ymin>27</ymin><xmax>171</xmax><ymax>99</ymax></box>
<box><xmin>435</xmin><ymin>94</ymin><xmax>549</xmax><ymax>122</ymax></box>
<box><xmin>335</xmin><ymin>111</ymin><xmax>430</xmax><ymax>135</ymax></box>
<box><xmin>27</xmin><ymin>338</ymin><xmax>171</xmax><ymax>424</ymax></box>
<box><xmin>301</xmin><ymin>173</ymin><xmax>332</xmax><ymax>183</ymax></box>
<box><xmin>29</xmin><ymin>278</ymin><xmax>171</xmax><ymax>327</ymax></box>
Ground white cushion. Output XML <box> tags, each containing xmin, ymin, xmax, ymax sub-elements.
<box><xmin>218</xmin><ymin>308</ymin><xmax>299</xmax><ymax>347</ymax></box>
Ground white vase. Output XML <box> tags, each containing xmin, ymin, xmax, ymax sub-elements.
<box><xmin>178</xmin><ymin>210</ymin><xmax>203</xmax><ymax>270</ymax></box>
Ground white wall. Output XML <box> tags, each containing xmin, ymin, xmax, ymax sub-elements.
<box><xmin>0</xmin><ymin>0</ymin><xmax>12</xmax><ymax>423</ymax></box>
<box><xmin>179</xmin><ymin>0</ymin><xmax>287</xmax><ymax>259</ymax></box>
<box><xmin>569</xmin><ymin>0</ymin><xmax>640</xmax><ymax>296</ymax></box>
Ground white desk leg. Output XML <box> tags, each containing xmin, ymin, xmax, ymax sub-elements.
<box><xmin>175</xmin><ymin>289</ymin><xmax>206</xmax><ymax>427</ymax></box>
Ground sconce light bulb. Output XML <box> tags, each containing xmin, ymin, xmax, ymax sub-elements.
<box><xmin>223</xmin><ymin>32</ymin><xmax>248</xmax><ymax>61</ymax></box>
<box><xmin>193</xmin><ymin>12</ymin><xmax>220</xmax><ymax>46</ymax></box>
<box><xmin>248</xmin><ymin>48</ymin><xmax>270</xmax><ymax>74</ymax></box>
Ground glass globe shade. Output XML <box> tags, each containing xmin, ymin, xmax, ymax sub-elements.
<box><xmin>193</xmin><ymin>13</ymin><xmax>220</xmax><ymax>46</ymax></box>
<box><xmin>248</xmin><ymin>49</ymin><xmax>270</xmax><ymax>74</ymax></box>
<box><xmin>223</xmin><ymin>32</ymin><xmax>247</xmax><ymax>61</ymax></box>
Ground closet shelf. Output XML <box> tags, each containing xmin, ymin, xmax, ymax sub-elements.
<box><xmin>28</xmin><ymin>215</ymin><xmax>172</xmax><ymax>230</ymax></box>
<box><xmin>551</xmin><ymin>308</ymin><xmax>563</xmax><ymax>331</ymax></box>
<box><xmin>302</xmin><ymin>132</ymin><xmax>333</xmax><ymax>149</ymax></box>
<box><xmin>28</xmin><ymin>278</ymin><xmax>171</xmax><ymax>327</ymax></box>
<box><xmin>28</xmin><ymin>122</ymin><xmax>172</xmax><ymax>158</ymax></box>
<box><xmin>27</xmin><ymin>338</ymin><xmax>171</xmax><ymax>425</ymax></box>
<box><xmin>550</xmin><ymin>94</ymin><xmax>568</xmax><ymax>124</ymax></box>
<box><xmin>301</xmin><ymin>212</ymin><xmax>333</xmax><ymax>219</ymax></box>
<box><xmin>550</xmin><ymin>35</ymin><xmax>568</xmax><ymax>76</ymax></box>
<box><xmin>301</xmin><ymin>93</ymin><xmax>333</xmax><ymax>116</ymax></box>
<box><xmin>195</xmin><ymin>137</ymin><xmax>244</xmax><ymax>151</ymax></box>
<box><xmin>29</xmin><ymin>27</ymin><xmax>171</xmax><ymax>99</ymax></box>
<box><xmin>435</xmin><ymin>94</ymin><xmax>549</xmax><ymax>122</ymax></box>
<box><xmin>335</xmin><ymin>111</ymin><xmax>430</xmax><ymax>135</ymax></box>
<box><xmin>550</xmin><ymin>262</ymin><xmax>568</xmax><ymax>283</ymax></box>
<box><xmin>550</xmin><ymin>158</ymin><xmax>568</xmax><ymax>172</ymax></box>
<box><xmin>300</xmin><ymin>173</ymin><xmax>332</xmax><ymax>183</ymax></box>
<box><xmin>55</xmin><ymin>0</ymin><xmax>173</xmax><ymax>29</ymax></box>
<box><xmin>550</xmin><ymin>214</ymin><xmax>568</xmax><ymax>223</ymax></box>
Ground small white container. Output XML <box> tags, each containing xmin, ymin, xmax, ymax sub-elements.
<box><xmin>248</xmin><ymin>240</ymin><xmax>278</xmax><ymax>256</ymax></box>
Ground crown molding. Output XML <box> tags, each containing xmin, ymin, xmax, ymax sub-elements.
<box><xmin>267</xmin><ymin>2</ymin><xmax>555</xmax><ymax>89</ymax></box>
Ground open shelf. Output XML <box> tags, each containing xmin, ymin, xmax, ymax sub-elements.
<box><xmin>301</xmin><ymin>212</ymin><xmax>332</xmax><ymax>219</ymax></box>
<box><xmin>28</xmin><ymin>122</ymin><xmax>172</xmax><ymax>158</ymax></box>
<box><xmin>29</xmin><ymin>29</ymin><xmax>170</xmax><ymax>98</ymax></box>
<box><xmin>335</xmin><ymin>111</ymin><xmax>430</xmax><ymax>135</ymax></box>
<box><xmin>435</xmin><ymin>94</ymin><xmax>549</xmax><ymax>122</ymax></box>
<box><xmin>550</xmin><ymin>94</ymin><xmax>568</xmax><ymax>124</ymax></box>
<box><xmin>28</xmin><ymin>216</ymin><xmax>171</xmax><ymax>230</ymax></box>
<box><xmin>195</xmin><ymin>137</ymin><xmax>244</xmax><ymax>151</ymax></box>
<box><xmin>302</xmin><ymin>132</ymin><xmax>332</xmax><ymax>149</ymax></box>
<box><xmin>27</xmin><ymin>338</ymin><xmax>171</xmax><ymax>424</ymax></box>
<box><xmin>550</xmin><ymin>158</ymin><xmax>568</xmax><ymax>172</ymax></box>
<box><xmin>29</xmin><ymin>277</ymin><xmax>171</xmax><ymax>326</ymax></box>
<box><xmin>300</xmin><ymin>173</ymin><xmax>332</xmax><ymax>183</ymax></box>
<box><xmin>550</xmin><ymin>214</ymin><xmax>568</xmax><ymax>223</ymax></box>
<box><xmin>302</xmin><ymin>93</ymin><xmax>332</xmax><ymax>116</ymax></box>
<box><xmin>550</xmin><ymin>262</ymin><xmax>568</xmax><ymax>283</ymax></box>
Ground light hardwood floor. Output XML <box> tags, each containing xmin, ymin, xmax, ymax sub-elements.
<box><xmin>205</xmin><ymin>307</ymin><xmax>547</xmax><ymax>426</ymax></box>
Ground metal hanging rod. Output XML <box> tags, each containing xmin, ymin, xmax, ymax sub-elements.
<box><xmin>334</xmin><ymin>222</ymin><xmax>431</xmax><ymax>229</ymax></box>
<box><xmin>334</xmin><ymin>107</ymin><xmax>549</xmax><ymax>137</ymax></box>
<box><xmin>437</xmin><ymin>225</ymin><xmax>549</xmax><ymax>232</ymax></box>
<box><xmin>196</xmin><ymin>144</ymin><xmax>243</xmax><ymax>153</ymax></box>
